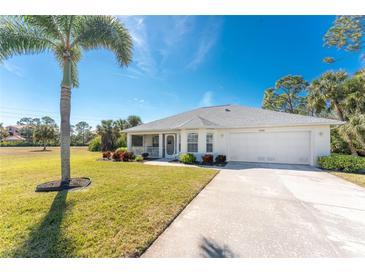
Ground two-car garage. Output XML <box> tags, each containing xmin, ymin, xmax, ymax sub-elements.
<box><xmin>228</xmin><ymin>131</ymin><xmax>311</xmax><ymax>165</ymax></box>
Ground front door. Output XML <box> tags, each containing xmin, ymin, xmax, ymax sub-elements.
<box><xmin>166</xmin><ymin>135</ymin><xmax>175</xmax><ymax>157</ymax></box>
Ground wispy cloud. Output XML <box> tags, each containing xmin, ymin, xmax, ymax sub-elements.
<box><xmin>187</xmin><ymin>18</ymin><xmax>223</xmax><ymax>70</ymax></box>
<box><xmin>199</xmin><ymin>91</ymin><xmax>214</xmax><ymax>107</ymax></box>
<box><xmin>120</xmin><ymin>16</ymin><xmax>157</xmax><ymax>78</ymax></box>
<box><xmin>1</xmin><ymin>61</ymin><xmax>24</xmax><ymax>77</ymax></box>
<box><xmin>159</xmin><ymin>16</ymin><xmax>194</xmax><ymax>63</ymax></box>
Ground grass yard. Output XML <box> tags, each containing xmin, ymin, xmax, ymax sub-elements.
<box><xmin>0</xmin><ymin>147</ymin><xmax>217</xmax><ymax>257</ymax></box>
<box><xmin>329</xmin><ymin>171</ymin><xmax>365</xmax><ymax>188</ymax></box>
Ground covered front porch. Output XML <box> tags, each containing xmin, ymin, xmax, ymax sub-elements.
<box><xmin>127</xmin><ymin>132</ymin><xmax>181</xmax><ymax>159</ymax></box>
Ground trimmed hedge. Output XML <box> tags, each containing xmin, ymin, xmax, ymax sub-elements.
<box><xmin>318</xmin><ymin>154</ymin><xmax>365</xmax><ymax>173</ymax></box>
<box><xmin>179</xmin><ymin>153</ymin><xmax>196</xmax><ymax>164</ymax></box>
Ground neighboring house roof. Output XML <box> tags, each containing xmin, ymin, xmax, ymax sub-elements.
<box><xmin>123</xmin><ymin>104</ymin><xmax>344</xmax><ymax>133</ymax></box>
<box><xmin>3</xmin><ymin>135</ymin><xmax>26</xmax><ymax>141</ymax></box>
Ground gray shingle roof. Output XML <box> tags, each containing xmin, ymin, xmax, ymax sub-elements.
<box><xmin>124</xmin><ymin>104</ymin><xmax>344</xmax><ymax>133</ymax></box>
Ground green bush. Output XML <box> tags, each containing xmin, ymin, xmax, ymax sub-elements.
<box><xmin>135</xmin><ymin>155</ymin><xmax>144</xmax><ymax>162</ymax></box>
<box><xmin>318</xmin><ymin>154</ymin><xmax>365</xmax><ymax>173</ymax></box>
<box><xmin>115</xmin><ymin>147</ymin><xmax>128</xmax><ymax>153</ymax></box>
<box><xmin>179</xmin><ymin>153</ymin><xmax>196</xmax><ymax>164</ymax></box>
<box><xmin>116</xmin><ymin>135</ymin><xmax>127</xmax><ymax>148</ymax></box>
<box><xmin>88</xmin><ymin>136</ymin><xmax>102</xmax><ymax>151</ymax></box>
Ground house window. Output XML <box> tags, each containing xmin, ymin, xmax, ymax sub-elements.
<box><xmin>187</xmin><ymin>133</ymin><xmax>198</xmax><ymax>153</ymax></box>
<box><xmin>206</xmin><ymin>133</ymin><xmax>213</xmax><ymax>153</ymax></box>
<box><xmin>152</xmin><ymin>136</ymin><xmax>159</xmax><ymax>147</ymax></box>
<box><xmin>132</xmin><ymin>135</ymin><xmax>143</xmax><ymax>147</ymax></box>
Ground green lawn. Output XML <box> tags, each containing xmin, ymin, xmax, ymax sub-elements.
<box><xmin>0</xmin><ymin>147</ymin><xmax>217</xmax><ymax>257</ymax></box>
<box><xmin>329</xmin><ymin>171</ymin><xmax>365</xmax><ymax>188</ymax></box>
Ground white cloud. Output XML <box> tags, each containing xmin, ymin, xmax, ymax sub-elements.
<box><xmin>187</xmin><ymin>18</ymin><xmax>223</xmax><ymax>70</ymax></box>
<box><xmin>1</xmin><ymin>61</ymin><xmax>24</xmax><ymax>77</ymax></box>
<box><xmin>119</xmin><ymin>16</ymin><xmax>157</xmax><ymax>77</ymax></box>
<box><xmin>199</xmin><ymin>91</ymin><xmax>214</xmax><ymax>107</ymax></box>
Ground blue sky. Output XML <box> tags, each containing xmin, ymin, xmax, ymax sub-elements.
<box><xmin>0</xmin><ymin>16</ymin><xmax>363</xmax><ymax>127</ymax></box>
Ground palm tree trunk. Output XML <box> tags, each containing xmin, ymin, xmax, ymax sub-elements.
<box><xmin>60</xmin><ymin>56</ymin><xmax>72</xmax><ymax>182</ymax></box>
<box><xmin>333</xmin><ymin>100</ymin><xmax>345</xmax><ymax>121</ymax></box>
<box><xmin>341</xmin><ymin>131</ymin><xmax>358</xmax><ymax>155</ymax></box>
<box><xmin>355</xmin><ymin>131</ymin><xmax>365</xmax><ymax>150</ymax></box>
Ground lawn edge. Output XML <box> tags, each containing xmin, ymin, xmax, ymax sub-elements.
<box><xmin>137</xmin><ymin>169</ymin><xmax>220</xmax><ymax>257</ymax></box>
<box><xmin>327</xmin><ymin>171</ymin><xmax>365</xmax><ymax>189</ymax></box>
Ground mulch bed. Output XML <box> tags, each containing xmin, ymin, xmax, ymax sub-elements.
<box><xmin>35</xmin><ymin>177</ymin><xmax>91</xmax><ymax>192</ymax></box>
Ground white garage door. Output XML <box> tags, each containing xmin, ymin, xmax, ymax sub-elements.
<box><xmin>228</xmin><ymin>131</ymin><xmax>311</xmax><ymax>164</ymax></box>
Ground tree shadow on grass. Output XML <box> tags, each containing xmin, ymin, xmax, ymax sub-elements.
<box><xmin>12</xmin><ymin>190</ymin><xmax>75</xmax><ymax>257</ymax></box>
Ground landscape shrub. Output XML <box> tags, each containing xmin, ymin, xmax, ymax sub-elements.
<box><xmin>88</xmin><ymin>136</ymin><xmax>102</xmax><ymax>151</ymax></box>
<box><xmin>179</xmin><ymin>153</ymin><xmax>196</xmax><ymax>164</ymax></box>
<box><xmin>142</xmin><ymin>152</ymin><xmax>149</xmax><ymax>159</ymax></box>
<box><xmin>215</xmin><ymin>155</ymin><xmax>227</xmax><ymax>164</ymax></box>
<box><xmin>112</xmin><ymin>150</ymin><xmax>122</xmax><ymax>161</ymax></box>
<box><xmin>120</xmin><ymin>151</ymin><xmax>134</xmax><ymax>162</ymax></box>
<box><xmin>115</xmin><ymin>147</ymin><xmax>128</xmax><ymax>154</ymax></box>
<box><xmin>318</xmin><ymin>154</ymin><xmax>365</xmax><ymax>173</ymax></box>
<box><xmin>135</xmin><ymin>155</ymin><xmax>144</xmax><ymax>162</ymax></box>
<box><xmin>201</xmin><ymin>154</ymin><xmax>213</xmax><ymax>165</ymax></box>
<box><xmin>102</xmin><ymin>151</ymin><xmax>112</xmax><ymax>159</ymax></box>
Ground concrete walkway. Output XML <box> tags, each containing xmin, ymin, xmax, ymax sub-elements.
<box><xmin>143</xmin><ymin>162</ymin><xmax>365</xmax><ymax>257</ymax></box>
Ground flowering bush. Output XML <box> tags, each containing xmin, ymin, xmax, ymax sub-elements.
<box><xmin>102</xmin><ymin>151</ymin><xmax>112</xmax><ymax>159</ymax></box>
<box><xmin>201</xmin><ymin>154</ymin><xmax>213</xmax><ymax>165</ymax></box>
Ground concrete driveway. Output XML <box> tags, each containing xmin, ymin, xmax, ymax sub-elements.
<box><xmin>143</xmin><ymin>162</ymin><xmax>365</xmax><ymax>257</ymax></box>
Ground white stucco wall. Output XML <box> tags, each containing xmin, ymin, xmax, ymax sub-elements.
<box><xmin>126</xmin><ymin>125</ymin><xmax>331</xmax><ymax>165</ymax></box>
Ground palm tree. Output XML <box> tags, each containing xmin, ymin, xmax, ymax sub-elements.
<box><xmin>0</xmin><ymin>16</ymin><xmax>132</xmax><ymax>182</ymax></box>
<box><xmin>126</xmin><ymin>115</ymin><xmax>142</xmax><ymax>128</ymax></box>
<box><xmin>348</xmin><ymin>114</ymin><xmax>365</xmax><ymax>150</ymax></box>
<box><xmin>33</xmin><ymin>124</ymin><xmax>56</xmax><ymax>151</ymax></box>
<box><xmin>309</xmin><ymin>70</ymin><xmax>358</xmax><ymax>155</ymax></box>
<box><xmin>96</xmin><ymin>120</ymin><xmax>120</xmax><ymax>151</ymax></box>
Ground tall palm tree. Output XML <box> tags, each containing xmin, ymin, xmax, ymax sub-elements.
<box><xmin>309</xmin><ymin>70</ymin><xmax>358</xmax><ymax>155</ymax></box>
<box><xmin>0</xmin><ymin>16</ymin><xmax>132</xmax><ymax>182</ymax></box>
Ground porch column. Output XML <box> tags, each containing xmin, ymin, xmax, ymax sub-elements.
<box><xmin>180</xmin><ymin>130</ymin><xmax>187</xmax><ymax>153</ymax></box>
<box><xmin>158</xmin><ymin>133</ymin><xmax>163</xmax><ymax>158</ymax></box>
<box><xmin>127</xmin><ymin>133</ymin><xmax>132</xmax><ymax>151</ymax></box>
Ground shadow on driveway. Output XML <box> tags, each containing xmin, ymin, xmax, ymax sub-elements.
<box><xmin>199</xmin><ymin>237</ymin><xmax>235</xmax><ymax>258</ymax></box>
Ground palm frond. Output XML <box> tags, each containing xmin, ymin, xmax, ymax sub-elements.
<box><xmin>23</xmin><ymin>16</ymin><xmax>66</xmax><ymax>44</ymax></box>
<box><xmin>73</xmin><ymin>16</ymin><xmax>133</xmax><ymax>66</ymax></box>
<box><xmin>0</xmin><ymin>16</ymin><xmax>56</xmax><ymax>61</ymax></box>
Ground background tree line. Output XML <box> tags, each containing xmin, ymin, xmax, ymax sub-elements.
<box><xmin>0</xmin><ymin>114</ymin><xmax>142</xmax><ymax>151</ymax></box>
<box><xmin>262</xmin><ymin>16</ymin><xmax>365</xmax><ymax>156</ymax></box>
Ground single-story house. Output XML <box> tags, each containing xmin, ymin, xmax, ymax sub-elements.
<box><xmin>123</xmin><ymin>105</ymin><xmax>343</xmax><ymax>166</ymax></box>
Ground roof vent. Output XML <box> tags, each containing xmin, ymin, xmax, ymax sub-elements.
<box><xmin>225</xmin><ymin>108</ymin><xmax>231</xmax><ymax>112</ymax></box>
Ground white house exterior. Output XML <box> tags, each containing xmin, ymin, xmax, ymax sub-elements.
<box><xmin>124</xmin><ymin>105</ymin><xmax>343</xmax><ymax>166</ymax></box>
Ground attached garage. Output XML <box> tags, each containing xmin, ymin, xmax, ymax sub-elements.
<box><xmin>228</xmin><ymin>131</ymin><xmax>311</xmax><ymax>165</ymax></box>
